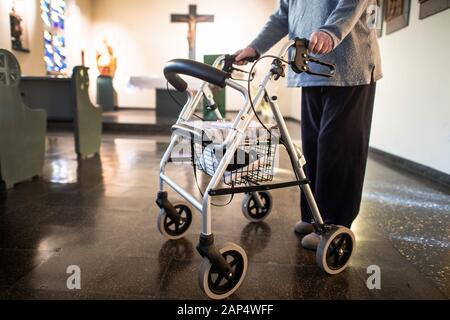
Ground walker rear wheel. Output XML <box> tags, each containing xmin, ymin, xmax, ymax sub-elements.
<box><xmin>198</xmin><ymin>243</ymin><xmax>248</xmax><ymax>300</ymax></box>
<box><xmin>316</xmin><ymin>226</ymin><xmax>355</xmax><ymax>275</ymax></box>
<box><xmin>157</xmin><ymin>204</ymin><xmax>192</xmax><ymax>240</ymax></box>
<box><xmin>242</xmin><ymin>191</ymin><xmax>273</xmax><ymax>222</ymax></box>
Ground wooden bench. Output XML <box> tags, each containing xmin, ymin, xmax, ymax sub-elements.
<box><xmin>20</xmin><ymin>66</ymin><xmax>103</xmax><ymax>159</ymax></box>
<box><xmin>0</xmin><ymin>50</ymin><xmax>47</xmax><ymax>189</ymax></box>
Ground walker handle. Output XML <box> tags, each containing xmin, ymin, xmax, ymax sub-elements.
<box><xmin>222</xmin><ymin>54</ymin><xmax>258</xmax><ymax>74</ymax></box>
<box><xmin>164</xmin><ymin>59</ymin><xmax>229</xmax><ymax>92</ymax></box>
<box><xmin>291</xmin><ymin>38</ymin><xmax>336</xmax><ymax>78</ymax></box>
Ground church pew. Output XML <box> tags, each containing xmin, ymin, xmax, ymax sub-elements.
<box><xmin>20</xmin><ymin>66</ymin><xmax>103</xmax><ymax>159</ymax></box>
<box><xmin>0</xmin><ymin>49</ymin><xmax>47</xmax><ymax>189</ymax></box>
<box><xmin>72</xmin><ymin>66</ymin><xmax>103</xmax><ymax>158</ymax></box>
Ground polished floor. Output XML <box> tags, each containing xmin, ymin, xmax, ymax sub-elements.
<box><xmin>0</xmin><ymin>132</ymin><xmax>448</xmax><ymax>300</ymax></box>
<box><xmin>103</xmin><ymin>109</ymin><xmax>157</xmax><ymax>125</ymax></box>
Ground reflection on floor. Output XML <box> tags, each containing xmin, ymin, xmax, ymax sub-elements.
<box><xmin>0</xmin><ymin>132</ymin><xmax>448</xmax><ymax>300</ymax></box>
<box><xmin>103</xmin><ymin>109</ymin><xmax>157</xmax><ymax>125</ymax></box>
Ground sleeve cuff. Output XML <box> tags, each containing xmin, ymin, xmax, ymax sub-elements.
<box><xmin>249</xmin><ymin>40</ymin><xmax>268</xmax><ymax>57</ymax></box>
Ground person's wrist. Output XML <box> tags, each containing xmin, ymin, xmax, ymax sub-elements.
<box><xmin>248</xmin><ymin>46</ymin><xmax>260</xmax><ymax>59</ymax></box>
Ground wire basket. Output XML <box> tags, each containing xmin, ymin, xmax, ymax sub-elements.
<box><xmin>190</xmin><ymin>123</ymin><xmax>279</xmax><ymax>186</ymax></box>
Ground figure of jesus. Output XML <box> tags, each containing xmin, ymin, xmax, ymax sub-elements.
<box><xmin>187</xmin><ymin>16</ymin><xmax>196</xmax><ymax>50</ymax></box>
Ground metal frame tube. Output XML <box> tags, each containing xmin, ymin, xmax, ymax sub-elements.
<box><xmin>201</xmin><ymin>130</ymin><xmax>242</xmax><ymax>235</ymax></box>
<box><xmin>267</xmin><ymin>97</ymin><xmax>324</xmax><ymax>225</ymax></box>
<box><xmin>159</xmin><ymin>137</ymin><xmax>179</xmax><ymax>190</ymax></box>
<box><xmin>227</xmin><ymin>74</ymin><xmax>272</xmax><ymax>133</ymax></box>
<box><xmin>160</xmin><ymin>173</ymin><xmax>203</xmax><ymax>212</ymax></box>
<box><xmin>179</xmin><ymin>86</ymin><xmax>203</xmax><ymax>121</ymax></box>
<box><xmin>279</xmin><ymin>40</ymin><xmax>296</xmax><ymax>60</ymax></box>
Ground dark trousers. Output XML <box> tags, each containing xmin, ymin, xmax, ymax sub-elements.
<box><xmin>300</xmin><ymin>83</ymin><xmax>377</xmax><ymax>228</ymax></box>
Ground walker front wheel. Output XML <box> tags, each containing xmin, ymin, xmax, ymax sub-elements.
<box><xmin>198</xmin><ymin>243</ymin><xmax>248</xmax><ymax>300</ymax></box>
<box><xmin>242</xmin><ymin>191</ymin><xmax>273</xmax><ymax>223</ymax></box>
<box><xmin>157</xmin><ymin>204</ymin><xmax>192</xmax><ymax>240</ymax></box>
<box><xmin>316</xmin><ymin>226</ymin><xmax>355</xmax><ymax>275</ymax></box>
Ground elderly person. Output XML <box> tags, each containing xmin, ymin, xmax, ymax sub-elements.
<box><xmin>236</xmin><ymin>0</ymin><xmax>382</xmax><ymax>250</ymax></box>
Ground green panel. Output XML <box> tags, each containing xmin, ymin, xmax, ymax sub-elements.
<box><xmin>97</xmin><ymin>76</ymin><xmax>116</xmax><ymax>112</ymax></box>
<box><xmin>0</xmin><ymin>50</ymin><xmax>47</xmax><ymax>188</ymax></box>
<box><xmin>72</xmin><ymin>66</ymin><xmax>103</xmax><ymax>159</ymax></box>
<box><xmin>203</xmin><ymin>54</ymin><xmax>226</xmax><ymax>121</ymax></box>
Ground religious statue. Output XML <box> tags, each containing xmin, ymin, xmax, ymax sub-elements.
<box><xmin>9</xmin><ymin>5</ymin><xmax>29</xmax><ymax>52</ymax></box>
<box><xmin>187</xmin><ymin>15</ymin><xmax>197</xmax><ymax>51</ymax></box>
<box><xmin>96</xmin><ymin>39</ymin><xmax>117</xmax><ymax>78</ymax></box>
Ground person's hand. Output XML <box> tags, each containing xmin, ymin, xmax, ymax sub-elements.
<box><xmin>234</xmin><ymin>47</ymin><xmax>258</xmax><ymax>65</ymax></box>
<box><xmin>309</xmin><ymin>31</ymin><xmax>334</xmax><ymax>55</ymax></box>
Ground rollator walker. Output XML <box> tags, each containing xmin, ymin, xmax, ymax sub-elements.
<box><xmin>156</xmin><ymin>39</ymin><xmax>356</xmax><ymax>300</ymax></box>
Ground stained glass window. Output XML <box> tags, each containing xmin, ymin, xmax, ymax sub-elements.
<box><xmin>40</xmin><ymin>0</ymin><xmax>67</xmax><ymax>75</ymax></box>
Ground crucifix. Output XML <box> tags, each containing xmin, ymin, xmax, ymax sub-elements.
<box><xmin>171</xmin><ymin>5</ymin><xmax>214</xmax><ymax>60</ymax></box>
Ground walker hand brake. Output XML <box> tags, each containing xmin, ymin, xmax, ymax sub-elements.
<box><xmin>291</xmin><ymin>38</ymin><xmax>336</xmax><ymax>78</ymax></box>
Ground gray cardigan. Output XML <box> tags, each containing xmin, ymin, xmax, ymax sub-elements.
<box><xmin>250</xmin><ymin>0</ymin><xmax>383</xmax><ymax>87</ymax></box>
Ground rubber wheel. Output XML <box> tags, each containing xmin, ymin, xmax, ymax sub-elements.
<box><xmin>157</xmin><ymin>204</ymin><xmax>192</xmax><ymax>240</ymax></box>
<box><xmin>241</xmin><ymin>191</ymin><xmax>273</xmax><ymax>222</ymax></box>
<box><xmin>316</xmin><ymin>226</ymin><xmax>356</xmax><ymax>275</ymax></box>
<box><xmin>198</xmin><ymin>243</ymin><xmax>248</xmax><ymax>300</ymax></box>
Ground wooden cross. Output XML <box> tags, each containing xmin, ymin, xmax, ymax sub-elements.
<box><xmin>171</xmin><ymin>5</ymin><xmax>214</xmax><ymax>60</ymax></box>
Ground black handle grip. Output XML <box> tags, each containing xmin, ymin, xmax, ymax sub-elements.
<box><xmin>164</xmin><ymin>59</ymin><xmax>229</xmax><ymax>92</ymax></box>
<box><xmin>222</xmin><ymin>54</ymin><xmax>259</xmax><ymax>73</ymax></box>
<box><xmin>232</xmin><ymin>55</ymin><xmax>258</xmax><ymax>63</ymax></box>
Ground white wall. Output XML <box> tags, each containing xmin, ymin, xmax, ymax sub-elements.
<box><xmin>65</xmin><ymin>0</ymin><xmax>97</xmax><ymax>100</ymax></box>
<box><xmin>66</xmin><ymin>0</ymin><xmax>93</xmax><ymax>71</ymax></box>
<box><xmin>0</xmin><ymin>0</ymin><xmax>46</xmax><ymax>76</ymax></box>
<box><xmin>0</xmin><ymin>1</ymin><xmax>12</xmax><ymax>50</ymax></box>
<box><xmin>372</xmin><ymin>2</ymin><xmax>450</xmax><ymax>174</ymax></box>
<box><xmin>89</xmin><ymin>0</ymin><xmax>299</xmax><ymax>116</ymax></box>
<box><xmin>0</xmin><ymin>0</ymin><xmax>92</xmax><ymax>77</ymax></box>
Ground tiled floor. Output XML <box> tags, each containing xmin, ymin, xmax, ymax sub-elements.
<box><xmin>0</xmin><ymin>132</ymin><xmax>448</xmax><ymax>300</ymax></box>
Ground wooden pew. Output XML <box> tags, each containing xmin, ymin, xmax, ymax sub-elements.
<box><xmin>20</xmin><ymin>66</ymin><xmax>103</xmax><ymax>159</ymax></box>
<box><xmin>72</xmin><ymin>66</ymin><xmax>103</xmax><ymax>158</ymax></box>
<box><xmin>0</xmin><ymin>50</ymin><xmax>47</xmax><ymax>189</ymax></box>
